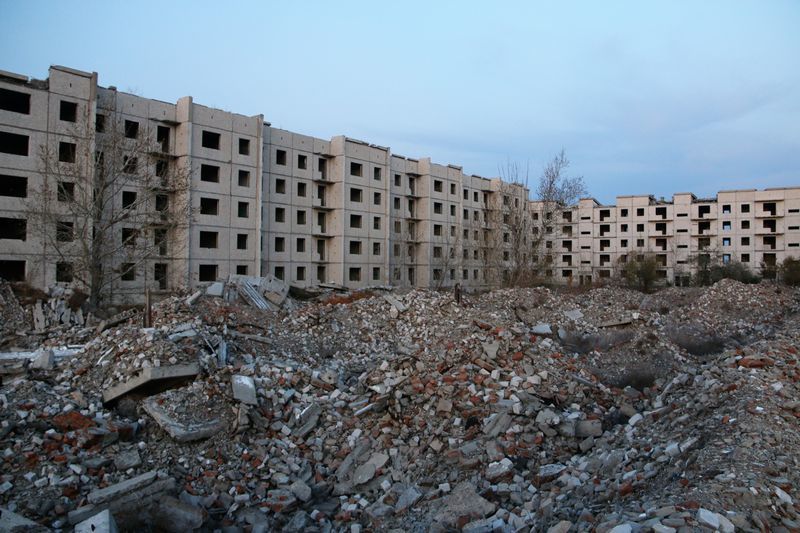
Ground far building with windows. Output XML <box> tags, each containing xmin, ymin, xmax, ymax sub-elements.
<box><xmin>0</xmin><ymin>65</ymin><xmax>798</xmax><ymax>302</ymax></box>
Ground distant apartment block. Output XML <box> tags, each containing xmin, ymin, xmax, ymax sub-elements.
<box><xmin>0</xmin><ymin>65</ymin><xmax>798</xmax><ymax>302</ymax></box>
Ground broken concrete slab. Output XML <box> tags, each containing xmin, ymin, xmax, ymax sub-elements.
<box><xmin>231</xmin><ymin>374</ymin><xmax>257</xmax><ymax>405</ymax></box>
<box><xmin>150</xmin><ymin>496</ymin><xmax>204</xmax><ymax>532</ymax></box>
<box><xmin>205</xmin><ymin>281</ymin><xmax>224</xmax><ymax>297</ymax></box>
<box><xmin>564</xmin><ymin>309</ymin><xmax>584</xmax><ymax>321</ymax></box>
<box><xmin>88</xmin><ymin>470</ymin><xmax>158</xmax><ymax>505</ymax></box>
<box><xmin>113</xmin><ymin>449</ymin><xmax>142</xmax><ymax>471</ymax></box>
<box><xmin>0</xmin><ymin>507</ymin><xmax>48</xmax><ymax>531</ymax></box>
<box><xmin>142</xmin><ymin>398</ymin><xmax>225</xmax><ymax>443</ymax></box>
<box><xmin>74</xmin><ymin>509</ymin><xmax>119</xmax><ymax>533</ymax></box>
<box><xmin>531</xmin><ymin>323</ymin><xmax>552</xmax><ymax>335</ymax></box>
<box><xmin>433</xmin><ymin>481</ymin><xmax>496</xmax><ymax>528</ymax></box>
<box><xmin>102</xmin><ymin>363</ymin><xmax>200</xmax><ymax>405</ymax></box>
<box><xmin>29</xmin><ymin>348</ymin><xmax>54</xmax><ymax>370</ymax></box>
<box><xmin>383</xmin><ymin>293</ymin><xmax>407</xmax><ymax>313</ymax></box>
<box><xmin>575</xmin><ymin>419</ymin><xmax>603</xmax><ymax>438</ymax></box>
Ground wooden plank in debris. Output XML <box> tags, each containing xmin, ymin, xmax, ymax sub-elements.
<box><xmin>102</xmin><ymin>363</ymin><xmax>200</xmax><ymax>405</ymax></box>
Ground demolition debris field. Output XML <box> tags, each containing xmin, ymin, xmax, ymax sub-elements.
<box><xmin>1</xmin><ymin>278</ymin><xmax>800</xmax><ymax>532</ymax></box>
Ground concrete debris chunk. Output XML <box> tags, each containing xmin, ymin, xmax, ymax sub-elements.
<box><xmin>433</xmin><ymin>482</ymin><xmax>496</xmax><ymax>528</ymax></box>
<box><xmin>231</xmin><ymin>374</ymin><xmax>258</xmax><ymax>404</ymax></box>
<box><xmin>87</xmin><ymin>470</ymin><xmax>158</xmax><ymax>505</ymax></box>
<box><xmin>102</xmin><ymin>363</ymin><xmax>200</xmax><ymax>405</ymax></box>
<box><xmin>75</xmin><ymin>509</ymin><xmax>119</xmax><ymax>533</ymax></box>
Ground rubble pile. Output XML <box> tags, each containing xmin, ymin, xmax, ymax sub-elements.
<box><xmin>1</xmin><ymin>279</ymin><xmax>800</xmax><ymax>532</ymax></box>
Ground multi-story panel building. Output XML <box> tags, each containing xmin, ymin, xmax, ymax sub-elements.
<box><xmin>0</xmin><ymin>65</ymin><xmax>798</xmax><ymax>303</ymax></box>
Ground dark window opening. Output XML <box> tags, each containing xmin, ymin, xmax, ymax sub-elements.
<box><xmin>0</xmin><ymin>131</ymin><xmax>29</xmax><ymax>156</ymax></box>
<box><xmin>120</xmin><ymin>263</ymin><xmax>136</xmax><ymax>281</ymax></box>
<box><xmin>238</xmin><ymin>201</ymin><xmax>249</xmax><ymax>218</ymax></box>
<box><xmin>199</xmin><ymin>231</ymin><xmax>218</xmax><ymax>248</ymax></box>
<box><xmin>238</xmin><ymin>170</ymin><xmax>250</xmax><ymax>187</ymax></box>
<box><xmin>276</xmin><ymin>149</ymin><xmax>286</xmax><ymax>165</ymax></box>
<box><xmin>59</xmin><ymin>100</ymin><xmax>78</xmax><ymax>122</ymax></box>
<box><xmin>238</xmin><ymin>138</ymin><xmax>250</xmax><ymax>155</ymax></box>
<box><xmin>200</xmin><ymin>197</ymin><xmax>219</xmax><ymax>215</ymax></box>
<box><xmin>698</xmin><ymin>205</ymin><xmax>711</xmax><ymax>218</ymax></box>
<box><xmin>152</xmin><ymin>126</ymin><xmax>168</xmax><ymax>152</ymax></box>
<box><xmin>154</xmin><ymin>263</ymin><xmax>168</xmax><ymax>290</ymax></box>
<box><xmin>95</xmin><ymin>114</ymin><xmax>106</xmax><ymax>132</ymax></box>
<box><xmin>297</xmin><ymin>154</ymin><xmax>307</xmax><ymax>169</ymax></box>
<box><xmin>202</xmin><ymin>130</ymin><xmax>220</xmax><ymax>149</ymax></box>
<box><xmin>0</xmin><ymin>217</ymin><xmax>26</xmax><ymax>240</ymax></box>
<box><xmin>655</xmin><ymin>206</ymin><xmax>667</xmax><ymax>219</ymax></box>
<box><xmin>57</xmin><ymin>181</ymin><xmax>74</xmax><ymax>202</ymax></box>
<box><xmin>636</xmin><ymin>208</ymin><xmax>644</xmax><ymax>216</ymax></box>
<box><xmin>200</xmin><ymin>164</ymin><xmax>219</xmax><ymax>182</ymax></box>
<box><xmin>124</xmin><ymin>120</ymin><xmax>139</xmax><ymax>139</ymax></box>
<box><xmin>0</xmin><ymin>260</ymin><xmax>26</xmax><ymax>281</ymax></box>
<box><xmin>374</xmin><ymin>167</ymin><xmax>381</xmax><ymax>180</ymax></box>
<box><xmin>122</xmin><ymin>227</ymin><xmax>138</xmax><ymax>246</ymax></box>
<box><xmin>154</xmin><ymin>228</ymin><xmax>167</xmax><ymax>256</ymax></box>
<box><xmin>55</xmin><ymin>262</ymin><xmax>73</xmax><ymax>283</ymax></box>
<box><xmin>59</xmin><ymin>141</ymin><xmax>77</xmax><ymax>163</ymax></box>
<box><xmin>122</xmin><ymin>156</ymin><xmax>137</xmax><ymax>173</ymax></box>
<box><xmin>236</xmin><ymin>265</ymin><xmax>248</xmax><ymax>275</ymax></box>
<box><xmin>56</xmin><ymin>221</ymin><xmax>73</xmax><ymax>242</ymax></box>
<box><xmin>199</xmin><ymin>264</ymin><xmax>218</xmax><ymax>282</ymax></box>
<box><xmin>349</xmin><ymin>267</ymin><xmax>361</xmax><ymax>281</ymax></box>
<box><xmin>0</xmin><ymin>175</ymin><xmax>27</xmax><ymax>197</ymax></box>
<box><xmin>274</xmin><ymin>266</ymin><xmax>285</xmax><ymax>280</ymax></box>
<box><xmin>237</xmin><ymin>233</ymin><xmax>248</xmax><ymax>250</ymax></box>
<box><xmin>122</xmin><ymin>190</ymin><xmax>137</xmax><ymax>209</ymax></box>
<box><xmin>0</xmin><ymin>88</ymin><xmax>31</xmax><ymax>114</ymax></box>
<box><xmin>350</xmin><ymin>162</ymin><xmax>363</xmax><ymax>177</ymax></box>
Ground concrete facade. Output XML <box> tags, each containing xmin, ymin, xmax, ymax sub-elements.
<box><xmin>0</xmin><ymin>65</ymin><xmax>798</xmax><ymax>301</ymax></box>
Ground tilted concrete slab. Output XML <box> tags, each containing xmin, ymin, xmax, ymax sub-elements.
<box><xmin>142</xmin><ymin>397</ymin><xmax>226</xmax><ymax>442</ymax></box>
<box><xmin>102</xmin><ymin>364</ymin><xmax>200</xmax><ymax>405</ymax></box>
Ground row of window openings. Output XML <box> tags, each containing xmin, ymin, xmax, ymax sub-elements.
<box><xmin>199</xmin><ymin>198</ymin><xmax>250</xmax><ymax>218</ymax></box>
<box><xmin>200</xmin><ymin>165</ymin><xmax>252</xmax><ymax>187</ymax></box>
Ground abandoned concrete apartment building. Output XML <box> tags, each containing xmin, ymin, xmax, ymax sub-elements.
<box><xmin>1</xmin><ymin>65</ymin><xmax>799</xmax><ymax>300</ymax></box>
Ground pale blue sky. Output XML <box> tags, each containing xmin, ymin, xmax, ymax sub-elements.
<box><xmin>1</xmin><ymin>1</ymin><xmax>798</xmax><ymax>203</ymax></box>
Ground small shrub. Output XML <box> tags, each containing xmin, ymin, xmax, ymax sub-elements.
<box><xmin>709</xmin><ymin>261</ymin><xmax>759</xmax><ymax>284</ymax></box>
<box><xmin>622</xmin><ymin>255</ymin><xmax>660</xmax><ymax>292</ymax></box>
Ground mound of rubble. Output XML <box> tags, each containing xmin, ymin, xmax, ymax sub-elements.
<box><xmin>1</xmin><ymin>279</ymin><xmax>800</xmax><ymax>532</ymax></box>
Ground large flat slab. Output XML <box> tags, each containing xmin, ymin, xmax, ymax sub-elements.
<box><xmin>142</xmin><ymin>397</ymin><xmax>225</xmax><ymax>442</ymax></box>
<box><xmin>102</xmin><ymin>364</ymin><xmax>199</xmax><ymax>405</ymax></box>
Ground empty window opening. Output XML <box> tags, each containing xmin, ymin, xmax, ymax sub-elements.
<box><xmin>699</xmin><ymin>221</ymin><xmax>711</xmax><ymax>234</ymax></box>
<box><xmin>373</xmin><ymin>216</ymin><xmax>381</xmax><ymax>230</ymax></box>
<box><xmin>297</xmin><ymin>182</ymin><xmax>307</xmax><ymax>197</ymax></box>
<box><xmin>274</xmin><ymin>237</ymin><xmax>285</xmax><ymax>252</ymax></box>
<box><xmin>434</xmin><ymin>180</ymin><xmax>443</xmax><ymax>193</ymax></box>
<box><xmin>0</xmin><ymin>131</ymin><xmax>29</xmax><ymax>156</ymax></box>
<box><xmin>274</xmin><ymin>266</ymin><xmax>285</xmax><ymax>280</ymax></box>
<box><xmin>722</xmin><ymin>204</ymin><xmax>731</xmax><ymax>214</ymax></box>
<box><xmin>374</xmin><ymin>192</ymin><xmax>381</xmax><ymax>205</ymax></box>
<box><xmin>0</xmin><ymin>260</ymin><xmax>25</xmax><ymax>281</ymax></box>
<box><xmin>350</xmin><ymin>188</ymin><xmax>363</xmax><ymax>202</ymax></box>
<box><xmin>199</xmin><ymin>264</ymin><xmax>218</xmax><ymax>282</ymax></box>
<box><xmin>154</xmin><ymin>228</ymin><xmax>167</xmax><ymax>255</ymax></box>
<box><xmin>372</xmin><ymin>242</ymin><xmax>381</xmax><ymax>255</ymax></box>
<box><xmin>698</xmin><ymin>205</ymin><xmax>711</xmax><ymax>218</ymax></box>
<box><xmin>762</xmin><ymin>202</ymin><xmax>777</xmax><ymax>216</ymax></box>
<box><xmin>200</xmin><ymin>197</ymin><xmax>219</xmax><ymax>215</ymax></box>
<box><xmin>296</xmin><ymin>237</ymin><xmax>306</xmax><ymax>252</ymax></box>
<box><xmin>655</xmin><ymin>206</ymin><xmax>667</xmax><ymax>219</ymax></box>
<box><xmin>373</xmin><ymin>267</ymin><xmax>381</xmax><ymax>281</ymax></box>
<box><xmin>55</xmin><ymin>262</ymin><xmax>73</xmax><ymax>283</ymax></box>
<box><xmin>60</xmin><ymin>100</ymin><xmax>78</xmax><ymax>122</ymax></box>
<box><xmin>0</xmin><ymin>175</ymin><xmax>27</xmax><ymax>197</ymax></box>
<box><xmin>121</xmin><ymin>227</ymin><xmax>138</xmax><ymax>246</ymax></box>
<box><xmin>154</xmin><ymin>263</ymin><xmax>168</xmax><ymax>289</ymax></box>
<box><xmin>57</xmin><ymin>141</ymin><xmax>76</xmax><ymax>163</ymax></box>
<box><xmin>120</xmin><ymin>263</ymin><xmax>136</xmax><ymax>281</ymax></box>
<box><xmin>741</xmin><ymin>253</ymin><xmax>750</xmax><ymax>263</ymax></box>
<box><xmin>202</xmin><ymin>130</ymin><xmax>220</xmax><ymax>149</ymax></box>
<box><xmin>238</xmin><ymin>201</ymin><xmax>249</xmax><ymax>218</ymax></box>
<box><xmin>296</xmin><ymin>154</ymin><xmax>307</xmax><ymax>170</ymax></box>
<box><xmin>296</xmin><ymin>210</ymin><xmax>306</xmax><ymax>224</ymax></box>
<box><xmin>636</xmin><ymin>208</ymin><xmax>645</xmax><ymax>217</ymax></box>
<box><xmin>238</xmin><ymin>170</ymin><xmax>250</xmax><ymax>187</ymax></box>
<box><xmin>237</xmin><ymin>233</ymin><xmax>248</xmax><ymax>250</ymax></box>
<box><xmin>763</xmin><ymin>219</ymin><xmax>777</xmax><ymax>232</ymax></box>
<box><xmin>236</xmin><ymin>265</ymin><xmax>248</xmax><ymax>275</ymax></box>
<box><xmin>95</xmin><ymin>114</ymin><xmax>106</xmax><ymax>132</ymax></box>
<box><xmin>275</xmin><ymin>149</ymin><xmax>287</xmax><ymax>165</ymax></box>
<box><xmin>296</xmin><ymin>266</ymin><xmax>306</xmax><ymax>281</ymax></box>
<box><xmin>56</xmin><ymin>221</ymin><xmax>74</xmax><ymax>242</ymax></box>
<box><xmin>0</xmin><ymin>88</ymin><xmax>30</xmax><ymax>114</ymax></box>
<box><xmin>374</xmin><ymin>167</ymin><xmax>381</xmax><ymax>180</ymax></box>
<box><xmin>156</xmin><ymin>159</ymin><xmax>168</xmax><ymax>178</ymax></box>
<box><xmin>238</xmin><ymin>138</ymin><xmax>250</xmax><ymax>155</ymax></box>
<box><xmin>349</xmin><ymin>267</ymin><xmax>361</xmax><ymax>282</ymax></box>
<box><xmin>157</xmin><ymin>126</ymin><xmax>169</xmax><ymax>152</ymax></box>
<box><xmin>275</xmin><ymin>207</ymin><xmax>285</xmax><ymax>223</ymax></box>
<box><xmin>741</xmin><ymin>220</ymin><xmax>751</xmax><ymax>230</ymax></box>
<box><xmin>200</xmin><ymin>164</ymin><xmax>219</xmax><ymax>182</ymax></box>
<box><xmin>122</xmin><ymin>156</ymin><xmax>138</xmax><ymax>174</ymax></box>
<box><xmin>155</xmin><ymin>194</ymin><xmax>168</xmax><ymax>214</ymax></box>
<box><xmin>124</xmin><ymin>120</ymin><xmax>139</xmax><ymax>139</ymax></box>
<box><xmin>53</xmin><ymin>183</ymin><xmax>73</xmax><ymax>207</ymax></box>
<box><xmin>0</xmin><ymin>218</ymin><xmax>26</xmax><ymax>240</ymax></box>
<box><xmin>350</xmin><ymin>162</ymin><xmax>363</xmax><ymax>177</ymax></box>
<box><xmin>349</xmin><ymin>240</ymin><xmax>362</xmax><ymax>255</ymax></box>
<box><xmin>741</xmin><ymin>237</ymin><xmax>750</xmax><ymax>246</ymax></box>
<box><xmin>199</xmin><ymin>231</ymin><xmax>218</xmax><ymax>248</ymax></box>
<box><xmin>122</xmin><ymin>190</ymin><xmax>137</xmax><ymax>209</ymax></box>
<box><xmin>275</xmin><ymin>178</ymin><xmax>286</xmax><ymax>194</ymax></box>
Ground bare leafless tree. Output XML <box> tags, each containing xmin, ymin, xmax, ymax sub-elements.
<box><xmin>29</xmin><ymin>110</ymin><xmax>191</xmax><ymax>309</ymax></box>
<box><xmin>489</xmin><ymin>150</ymin><xmax>587</xmax><ymax>286</ymax></box>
